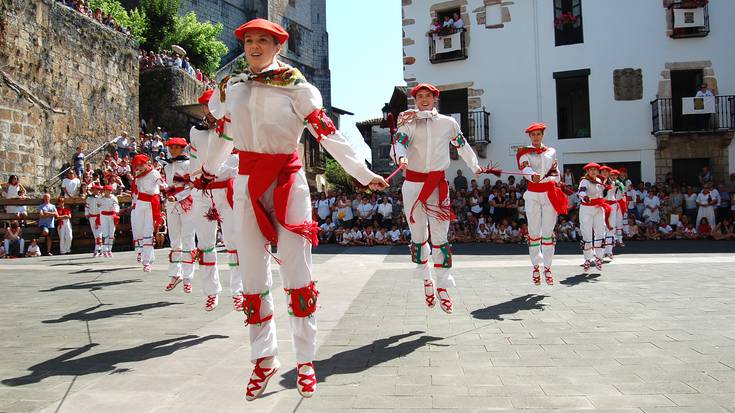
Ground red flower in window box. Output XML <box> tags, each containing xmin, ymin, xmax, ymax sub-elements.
<box><xmin>554</xmin><ymin>12</ymin><xmax>579</xmax><ymax>29</ymax></box>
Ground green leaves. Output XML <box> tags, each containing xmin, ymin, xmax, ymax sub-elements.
<box><xmin>162</xmin><ymin>12</ymin><xmax>228</xmax><ymax>76</ymax></box>
<box><xmin>89</xmin><ymin>0</ymin><xmax>148</xmax><ymax>44</ymax></box>
<box><xmin>325</xmin><ymin>157</ymin><xmax>355</xmax><ymax>194</ymax></box>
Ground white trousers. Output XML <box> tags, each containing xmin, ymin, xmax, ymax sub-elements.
<box><xmin>234</xmin><ymin>172</ymin><xmax>316</xmax><ymax>364</ymax></box>
<box><xmin>132</xmin><ymin>202</ymin><xmax>155</xmax><ymax>265</ymax></box>
<box><xmin>191</xmin><ymin>191</ymin><xmax>222</xmax><ymax>297</ymax></box>
<box><xmin>89</xmin><ymin>218</ymin><xmax>102</xmax><ymax>253</ymax></box>
<box><xmin>212</xmin><ymin>188</ymin><xmax>243</xmax><ymax>296</ymax></box>
<box><xmin>130</xmin><ymin>207</ymin><xmax>142</xmax><ymax>256</ymax></box>
<box><xmin>401</xmin><ymin>180</ymin><xmax>455</xmax><ymax>289</ymax></box>
<box><xmin>524</xmin><ymin>190</ymin><xmax>557</xmax><ymax>269</ymax></box>
<box><xmin>167</xmin><ymin>203</ymin><xmax>196</xmax><ymax>280</ymax></box>
<box><xmin>99</xmin><ymin>215</ymin><xmax>115</xmax><ymax>253</ymax></box>
<box><xmin>696</xmin><ymin>206</ymin><xmax>716</xmax><ymax>227</ymax></box>
<box><xmin>604</xmin><ymin>203</ymin><xmax>619</xmax><ymax>255</ymax></box>
<box><xmin>58</xmin><ymin>222</ymin><xmax>73</xmax><ymax>254</ymax></box>
<box><xmin>580</xmin><ymin>204</ymin><xmax>606</xmax><ymax>261</ymax></box>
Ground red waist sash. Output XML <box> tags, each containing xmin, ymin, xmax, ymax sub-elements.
<box><xmin>238</xmin><ymin>151</ymin><xmax>318</xmax><ymax>246</ymax></box>
<box><xmin>206</xmin><ymin>178</ymin><xmax>234</xmax><ymax>209</ymax></box>
<box><xmin>101</xmin><ymin>210</ymin><xmax>119</xmax><ymax>225</ymax></box>
<box><xmin>137</xmin><ymin>192</ymin><xmax>162</xmax><ymax>230</ymax></box>
<box><xmin>582</xmin><ymin>198</ymin><xmax>613</xmax><ymax>229</ymax></box>
<box><xmin>89</xmin><ymin>213</ymin><xmax>100</xmax><ymax>228</ymax></box>
<box><xmin>405</xmin><ymin>169</ymin><xmax>452</xmax><ymax>223</ymax></box>
<box><xmin>526</xmin><ymin>181</ymin><xmax>569</xmax><ymax>215</ymax></box>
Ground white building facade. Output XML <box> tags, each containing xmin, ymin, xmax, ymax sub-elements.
<box><xmin>401</xmin><ymin>0</ymin><xmax>735</xmax><ymax>186</ymax></box>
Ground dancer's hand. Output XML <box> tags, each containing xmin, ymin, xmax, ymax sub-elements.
<box><xmin>531</xmin><ymin>173</ymin><xmax>541</xmax><ymax>183</ymax></box>
<box><xmin>368</xmin><ymin>176</ymin><xmax>389</xmax><ymax>191</ymax></box>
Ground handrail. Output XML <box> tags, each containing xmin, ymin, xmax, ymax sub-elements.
<box><xmin>42</xmin><ymin>140</ymin><xmax>113</xmax><ymax>189</ymax></box>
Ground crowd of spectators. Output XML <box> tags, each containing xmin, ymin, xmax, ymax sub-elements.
<box><xmin>429</xmin><ymin>12</ymin><xmax>465</xmax><ymax>35</ymax></box>
<box><xmin>56</xmin><ymin>0</ymin><xmax>135</xmax><ymax>38</ymax></box>
<box><xmin>139</xmin><ymin>49</ymin><xmax>217</xmax><ymax>88</ymax></box>
<box><xmin>312</xmin><ymin>167</ymin><xmax>735</xmax><ymax>247</ymax></box>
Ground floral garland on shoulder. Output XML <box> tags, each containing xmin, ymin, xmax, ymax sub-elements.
<box><xmin>219</xmin><ymin>58</ymin><xmax>306</xmax><ymax>103</ymax></box>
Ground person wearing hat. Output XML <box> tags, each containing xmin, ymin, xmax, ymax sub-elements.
<box><xmin>598</xmin><ymin>165</ymin><xmax>616</xmax><ymax>260</ymax></box>
<box><xmin>199</xmin><ymin>18</ymin><xmax>388</xmax><ymax>400</ymax></box>
<box><xmin>98</xmin><ymin>185</ymin><xmax>120</xmax><ymax>258</ymax></box>
<box><xmin>85</xmin><ymin>184</ymin><xmax>103</xmax><ymax>257</ymax></box>
<box><xmin>578</xmin><ymin>163</ymin><xmax>611</xmax><ymax>273</ymax></box>
<box><xmin>516</xmin><ymin>122</ymin><xmax>568</xmax><ymax>285</ymax></box>
<box><xmin>391</xmin><ymin>83</ymin><xmax>482</xmax><ymax>313</ymax></box>
<box><xmin>607</xmin><ymin>169</ymin><xmax>628</xmax><ymax>253</ymax></box>
<box><xmin>188</xmin><ymin>89</ymin><xmax>244</xmax><ymax>312</ymax></box>
<box><xmin>162</xmin><ymin>137</ymin><xmax>196</xmax><ymax>293</ymax></box>
<box><xmin>132</xmin><ymin>154</ymin><xmax>166</xmax><ymax>272</ymax></box>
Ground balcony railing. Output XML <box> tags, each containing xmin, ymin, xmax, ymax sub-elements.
<box><xmin>651</xmin><ymin>95</ymin><xmax>735</xmax><ymax>134</ymax></box>
<box><xmin>669</xmin><ymin>0</ymin><xmax>710</xmax><ymax>38</ymax></box>
<box><xmin>467</xmin><ymin>109</ymin><xmax>491</xmax><ymax>144</ymax></box>
<box><xmin>429</xmin><ymin>28</ymin><xmax>468</xmax><ymax>64</ymax></box>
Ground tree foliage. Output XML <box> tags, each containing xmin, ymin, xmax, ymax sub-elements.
<box><xmin>138</xmin><ymin>0</ymin><xmax>180</xmax><ymax>51</ymax></box>
<box><xmin>325</xmin><ymin>157</ymin><xmax>355</xmax><ymax>194</ymax></box>
<box><xmin>89</xmin><ymin>0</ymin><xmax>148</xmax><ymax>44</ymax></box>
<box><xmin>162</xmin><ymin>12</ymin><xmax>228</xmax><ymax>76</ymax></box>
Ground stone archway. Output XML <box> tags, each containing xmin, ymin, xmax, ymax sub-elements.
<box><xmin>656</xmin><ymin>60</ymin><xmax>719</xmax><ymax>98</ymax></box>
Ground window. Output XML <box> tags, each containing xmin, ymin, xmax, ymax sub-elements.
<box><xmin>287</xmin><ymin>23</ymin><xmax>300</xmax><ymax>55</ymax></box>
<box><xmin>288</xmin><ymin>0</ymin><xmax>296</xmax><ymax>7</ymax></box>
<box><xmin>379</xmin><ymin>145</ymin><xmax>391</xmax><ymax>160</ymax></box>
<box><xmin>554</xmin><ymin>0</ymin><xmax>583</xmax><ymax>46</ymax></box>
<box><xmin>554</xmin><ymin>69</ymin><xmax>591</xmax><ymax>139</ymax></box>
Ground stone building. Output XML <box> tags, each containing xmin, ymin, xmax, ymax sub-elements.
<box><xmin>0</xmin><ymin>0</ymin><xmax>139</xmax><ymax>190</ymax></box>
<box><xmin>401</xmin><ymin>0</ymin><xmax>735</xmax><ymax>185</ymax></box>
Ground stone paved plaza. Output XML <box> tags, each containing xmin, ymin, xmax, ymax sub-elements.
<box><xmin>2</xmin><ymin>242</ymin><xmax>735</xmax><ymax>412</ymax></box>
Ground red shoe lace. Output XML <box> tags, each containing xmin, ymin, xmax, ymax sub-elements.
<box><xmin>233</xmin><ymin>295</ymin><xmax>244</xmax><ymax>309</ymax></box>
<box><xmin>206</xmin><ymin>295</ymin><xmax>217</xmax><ymax>309</ymax></box>
<box><xmin>165</xmin><ymin>277</ymin><xmax>180</xmax><ymax>290</ymax></box>
<box><xmin>183</xmin><ymin>283</ymin><xmax>192</xmax><ymax>293</ymax></box>
<box><xmin>246</xmin><ymin>358</ymin><xmax>277</xmax><ymax>399</ymax></box>
<box><xmin>423</xmin><ymin>280</ymin><xmax>435</xmax><ymax>307</ymax></box>
<box><xmin>436</xmin><ymin>288</ymin><xmax>452</xmax><ymax>312</ymax></box>
<box><xmin>297</xmin><ymin>362</ymin><xmax>316</xmax><ymax>393</ymax></box>
<box><xmin>544</xmin><ymin>267</ymin><xmax>553</xmax><ymax>284</ymax></box>
<box><xmin>532</xmin><ymin>266</ymin><xmax>541</xmax><ymax>284</ymax></box>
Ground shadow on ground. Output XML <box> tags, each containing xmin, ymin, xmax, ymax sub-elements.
<box><xmin>42</xmin><ymin>302</ymin><xmax>182</xmax><ymax>324</ymax></box>
<box><xmin>39</xmin><ymin>279</ymin><xmax>142</xmax><ymax>292</ymax></box>
<box><xmin>560</xmin><ymin>273</ymin><xmax>602</xmax><ymax>286</ymax></box>
<box><xmin>471</xmin><ymin>294</ymin><xmax>547</xmax><ymax>321</ymax></box>
<box><xmin>1</xmin><ymin>335</ymin><xmax>228</xmax><ymax>386</ymax></box>
<box><xmin>278</xmin><ymin>331</ymin><xmax>441</xmax><ymax>388</ymax></box>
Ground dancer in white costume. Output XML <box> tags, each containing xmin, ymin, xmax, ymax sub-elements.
<box><xmin>604</xmin><ymin>168</ymin><xmax>627</xmax><ymax>258</ymax></box>
<box><xmin>189</xmin><ymin>89</ymin><xmax>244</xmax><ymax>312</ymax></box>
<box><xmin>84</xmin><ymin>184</ymin><xmax>103</xmax><ymax>257</ymax></box>
<box><xmin>515</xmin><ymin>123</ymin><xmax>568</xmax><ymax>285</ymax></box>
<box><xmin>98</xmin><ymin>185</ymin><xmax>120</xmax><ymax>257</ymax></box>
<box><xmin>199</xmin><ymin>19</ymin><xmax>388</xmax><ymax>400</ymax></box>
<box><xmin>162</xmin><ymin>137</ymin><xmax>196</xmax><ymax>294</ymax></box>
<box><xmin>131</xmin><ymin>154</ymin><xmax>166</xmax><ymax>272</ymax></box>
<box><xmin>391</xmin><ymin>82</ymin><xmax>481</xmax><ymax>313</ymax></box>
<box><xmin>578</xmin><ymin>162</ymin><xmax>612</xmax><ymax>274</ymax></box>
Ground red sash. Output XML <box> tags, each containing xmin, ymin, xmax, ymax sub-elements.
<box><xmin>58</xmin><ymin>208</ymin><xmax>71</xmax><ymax>228</ymax></box>
<box><xmin>89</xmin><ymin>213</ymin><xmax>100</xmax><ymax>228</ymax></box>
<box><xmin>582</xmin><ymin>198</ymin><xmax>613</xmax><ymax>229</ymax></box>
<box><xmin>405</xmin><ymin>170</ymin><xmax>453</xmax><ymax>223</ymax></box>
<box><xmin>101</xmin><ymin>210</ymin><xmax>120</xmax><ymax>225</ymax></box>
<box><xmin>206</xmin><ymin>178</ymin><xmax>235</xmax><ymax>209</ymax></box>
<box><xmin>526</xmin><ymin>181</ymin><xmax>569</xmax><ymax>215</ymax></box>
<box><xmin>238</xmin><ymin>151</ymin><xmax>318</xmax><ymax>247</ymax></box>
<box><xmin>137</xmin><ymin>192</ymin><xmax>163</xmax><ymax>230</ymax></box>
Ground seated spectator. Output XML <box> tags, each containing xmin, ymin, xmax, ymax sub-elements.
<box><xmin>3</xmin><ymin>221</ymin><xmax>24</xmax><ymax>257</ymax></box>
<box><xmin>712</xmin><ymin>218</ymin><xmax>734</xmax><ymax>241</ymax></box>
<box><xmin>476</xmin><ymin>223</ymin><xmax>491</xmax><ymax>242</ymax></box>
<box><xmin>683</xmin><ymin>222</ymin><xmax>698</xmax><ymax>240</ymax></box>
<box><xmin>319</xmin><ymin>217</ymin><xmax>336</xmax><ymax>244</ymax></box>
<box><xmin>697</xmin><ymin>217</ymin><xmax>712</xmax><ymax>239</ymax></box>
<box><xmin>387</xmin><ymin>225</ymin><xmax>401</xmax><ymax>244</ymax></box>
<box><xmin>624</xmin><ymin>217</ymin><xmax>642</xmax><ymax>240</ymax></box>
<box><xmin>657</xmin><ymin>219</ymin><xmax>674</xmax><ymax>240</ymax></box>
<box><xmin>644</xmin><ymin>222</ymin><xmax>661</xmax><ymax>240</ymax></box>
<box><xmin>374</xmin><ymin>227</ymin><xmax>389</xmax><ymax>245</ymax></box>
<box><xmin>25</xmin><ymin>239</ymin><xmax>41</xmax><ymax>257</ymax></box>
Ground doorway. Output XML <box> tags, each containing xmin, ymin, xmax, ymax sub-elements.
<box><xmin>438</xmin><ymin>88</ymin><xmax>469</xmax><ymax>137</ymax></box>
<box><xmin>671</xmin><ymin>69</ymin><xmax>703</xmax><ymax>131</ymax></box>
<box><xmin>672</xmin><ymin>158</ymin><xmax>709</xmax><ymax>187</ymax></box>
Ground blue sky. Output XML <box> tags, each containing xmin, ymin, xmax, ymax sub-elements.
<box><xmin>326</xmin><ymin>0</ymin><xmax>405</xmax><ymax>140</ymax></box>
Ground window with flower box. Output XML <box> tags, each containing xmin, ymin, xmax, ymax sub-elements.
<box><xmin>554</xmin><ymin>0</ymin><xmax>583</xmax><ymax>46</ymax></box>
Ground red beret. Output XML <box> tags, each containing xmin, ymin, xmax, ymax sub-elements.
<box><xmin>198</xmin><ymin>89</ymin><xmax>214</xmax><ymax>105</ymax></box>
<box><xmin>610</xmin><ymin>169</ymin><xmax>621</xmax><ymax>175</ymax></box>
<box><xmin>165</xmin><ymin>137</ymin><xmax>188</xmax><ymax>147</ymax></box>
<box><xmin>234</xmin><ymin>18</ymin><xmax>289</xmax><ymax>44</ymax></box>
<box><xmin>410</xmin><ymin>83</ymin><xmax>440</xmax><ymax>98</ymax></box>
<box><xmin>102</xmin><ymin>185</ymin><xmax>113</xmax><ymax>191</ymax></box>
<box><xmin>618</xmin><ymin>166</ymin><xmax>628</xmax><ymax>173</ymax></box>
<box><xmin>584</xmin><ymin>162</ymin><xmax>601</xmax><ymax>171</ymax></box>
<box><xmin>524</xmin><ymin>123</ymin><xmax>547</xmax><ymax>134</ymax></box>
<box><xmin>599</xmin><ymin>165</ymin><xmax>612</xmax><ymax>172</ymax></box>
<box><xmin>132</xmin><ymin>154</ymin><xmax>149</xmax><ymax>167</ymax></box>
<box><xmin>91</xmin><ymin>184</ymin><xmax>103</xmax><ymax>190</ymax></box>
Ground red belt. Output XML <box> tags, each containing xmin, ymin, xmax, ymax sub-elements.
<box><xmin>89</xmin><ymin>213</ymin><xmax>100</xmax><ymax>228</ymax></box>
<box><xmin>206</xmin><ymin>178</ymin><xmax>234</xmax><ymax>209</ymax></box>
<box><xmin>101</xmin><ymin>210</ymin><xmax>119</xmax><ymax>225</ymax></box>
<box><xmin>582</xmin><ymin>198</ymin><xmax>613</xmax><ymax>229</ymax></box>
<box><xmin>526</xmin><ymin>181</ymin><xmax>568</xmax><ymax>215</ymax></box>
<box><xmin>405</xmin><ymin>169</ymin><xmax>452</xmax><ymax>223</ymax></box>
<box><xmin>238</xmin><ymin>151</ymin><xmax>318</xmax><ymax>246</ymax></box>
<box><xmin>137</xmin><ymin>192</ymin><xmax>163</xmax><ymax>230</ymax></box>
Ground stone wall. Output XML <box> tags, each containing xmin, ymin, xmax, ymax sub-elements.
<box><xmin>655</xmin><ymin>132</ymin><xmax>734</xmax><ymax>183</ymax></box>
<box><xmin>139</xmin><ymin>67</ymin><xmax>206</xmax><ymax>139</ymax></box>
<box><xmin>0</xmin><ymin>0</ymin><xmax>138</xmax><ymax>191</ymax></box>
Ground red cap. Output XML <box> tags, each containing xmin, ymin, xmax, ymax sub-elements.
<box><xmin>619</xmin><ymin>166</ymin><xmax>628</xmax><ymax>173</ymax></box>
<box><xmin>198</xmin><ymin>89</ymin><xmax>214</xmax><ymax>105</ymax></box>
<box><xmin>102</xmin><ymin>185</ymin><xmax>113</xmax><ymax>191</ymax></box>
<box><xmin>165</xmin><ymin>137</ymin><xmax>188</xmax><ymax>147</ymax></box>
<box><xmin>234</xmin><ymin>18</ymin><xmax>289</xmax><ymax>44</ymax></box>
<box><xmin>610</xmin><ymin>169</ymin><xmax>621</xmax><ymax>176</ymax></box>
<box><xmin>132</xmin><ymin>154</ymin><xmax>149</xmax><ymax>167</ymax></box>
<box><xmin>91</xmin><ymin>184</ymin><xmax>103</xmax><ymax>190</ymax></box>
<box><xmin>584</xmin><ymin>162</ymin><xmax>601</xmax><ymax>171</ymax></box>
<box><xmin>524</xmin><ymin>122</ymin><xmax>547</xmax><ymax>134</ymax></box>
<box><xmin>599</xmin><ymin>165</ymin><xmax>612</xmax><ymax>172</ymax></box>
<box><xmin>410</xmin><ymin>83</ymin><xmax>440</xmax><ymax>98</ymax></box>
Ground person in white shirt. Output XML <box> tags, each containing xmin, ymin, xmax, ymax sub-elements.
<box><xmin>113</xmin><ymin>132</ymin><xmax>130</xmax><ymax>158</ymax></box>
<box><xmin>315</xmin><ymin>193</ymin><xmax>333</xmax><ymax>223</ymax></box>
<box><xmin>319</xmin><ymin>217</ymin><xmax>336</xmax><ymax>244</ymax></box>
<box><xmin>61</xmin><ymin>171</ymin><xmax>81</xmax><ymax>197</ymax></box>
<box><xmin>391</xmin><ymin>82</ymin><xmax>481</xmax><ymax>315</ymax></box>
<box><xmin>578</xmin><ymin>163</ymin><xmax>610</xmax><ymax>274</ymax></box>
<box><xmin>387</xmin><ymin>224</ymin><xmax>401</xmax><ymax>244</ymax></box>
<box><xmin>696</xmin><ymin>185</ymin><xmax>717</xmax><ymax>227</ymax></box>
<box><xmin>85</xmin><ymin>184</ymin><xmax>103</xmax><ymax>256</ymax></box>
<box><xmin>452</xmin><ymin>13</ymin><xmax>464</xmax><ymax>29</ymax></box>
<box><xmin>131</xmin><ymin>154</ymin><xmax>167</xmax><ymax>272</ymax></box>
<box><xmin>695</xmin><ymin>83</ymin><xmax>714</xmax><ymax>97</ymax></box>
<box><xmin>25</xmin><ymin>239</ymin><xmax>41</xmax><ymax>257</ymax></box>
<box><xmin>356</xmin><ymin>197</ymin><xmax>375</xmax><ymax>227</ymax></box>
<box><xmin>374</xmin><ymin>227</ymin><xmax>388</xmax><ymax>245</ymax></box>
<box><xmin>199</xmin><ymin>19</ymin><xmax>388</xmax><ymax>400</ymax></box>
<box><xmin>98</xmin><ymin>185</ymin><xmax>120</xmax><ymax>257</ymax></box>
<box><xmin>441</xmin><ymin>15</ymin><xmax>454</xmax><ymax>28</ymax></box>
<box><xmin>376</xmin><ymin>195</ymin><xmax>393</xmax><ymax>226</ymax></box>
<box><xmin>642</xmin><ymin>191</ymin><xmax>661</xmax><ymax>224</ymax></box>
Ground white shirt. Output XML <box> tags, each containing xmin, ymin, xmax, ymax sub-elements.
<box><xmin>163</xmin><ymin>159</ymin><xmax>192</xmax><ymax>202</ymax></box>
<box><xmin>388</xmin><ymin>229</ymin><xmax>401</xmax><ymax>241</ymax></box>
<box><xmin>204</xmin><ymin>61</ymin><xmax>377</xmax><ymax>186</ymax></box>
<box><xmin>658</xmin><ymin>224</ymin><xmax>673</xmax><ymax>234</ymax></box>
<box><xmin>391</xmin><ymin>108</ymin><xmax>480</xmax><ymax>174</ymax></box>
<box><xmin>377</xmin><ymin>202</ymin><xmax>393</xmax><ymax>219</ymax></box>
<box><xmin>695</xmin><ymin>90</ymin><xmax>714</xmax><ymax>97</ymax></box>
<box><xmin>627</xmin><ymin>189</ymin><xmax>640</xmax><ymax>208</ymax></box>
<box><xmin>518</xmin><ymin>146</ymin><xmax>560</xmax><ymax>184</ymax></box>
<box><xmin>319</xmin><ymin>222</ymin><xmax>335</xmax><ymax>232</ymax></box>
<box><xmin>136</xmin><ymin>169</ymin><xmax>165</xmax><ymax>197</ymax></box>
<box><xmin>578</xmin><ymin>177</ymin><xmax>605</xmax><ymax>200</ymax></box>
<box><xmin>316</xmin><ymin>199</ymin><xmax>332</xmax><ymax>220</ymax></box>
<box><xmin>114</xmin><ymin>136</ymin><xmax>129</xmax><ymax>149</ymax></box>
<box><xmin>357</xmin><ymin>203</ymin><xmax>374</xmax><ymax>219</ymax></box>
<box><xmin>696</xmin><ymin>192</ymin><xmax>716</xmax><ymax>208</ymax></box>
<box><xmin>684</xmin><ymin>193</ymin><xmax>698</xmax><ymax>209</ymax></box>
<box><xmin>375</xmin><ymin>231</ymin><xmax>387</xmax><ymax>241</ymax></box>
<box><xmin>98</xmin><ymin>195</ymin><xmax>120</xmax><ymax>214</ymax></box>
<box><xmin>61</xmin><ymin>177</ymin><xmax>81</xmax><ymax>197</ymax></box>
<box><xmin>85</xmin><ymin>195</ymin><xmax>100</xmax><ymax>216</ymax></box>
<box><xmin>452</xmin><ymin>18</ymin><xmax>464</xmax><ymax>29</ymax></box>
